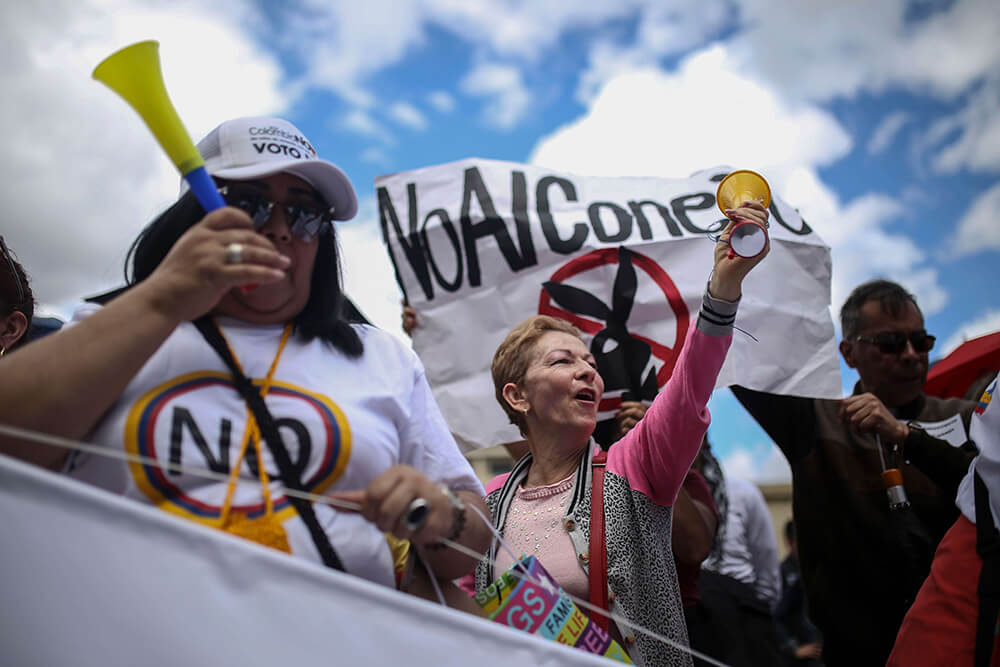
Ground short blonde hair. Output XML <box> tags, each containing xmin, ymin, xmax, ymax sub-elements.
<box><xmin>491</xmin><ymin>315</ymin><xmax>583</xmax><ymax>435</ymax></box>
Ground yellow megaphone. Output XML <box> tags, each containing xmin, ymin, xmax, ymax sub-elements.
<box><xmin>716</xmin><ymin>169</ymin><xmax>771</xmax><ymax>259</ymax></box>
<box><xmin>93</xmin><ymin>40</ymin><xmax>224</xmax><ymax>212</ymax></box>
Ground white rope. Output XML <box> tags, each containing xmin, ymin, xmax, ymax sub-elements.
<box><xmin>0</xmin><ymin>423</ymin><xmax>363</xmax><ymax>511</ymax></box>
<box><xmin>414</xmin><ymin>545</ymin><xmax>448</xmax><ymax>607</ymax></box>
<box><xmin>0</xmin><ymin>422</ymin><xmax>729</xmax><ymax>666</ymax></box>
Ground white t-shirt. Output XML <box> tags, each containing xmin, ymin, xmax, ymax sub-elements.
<box><xmin>956</xmin><ymin>377</ymin><xmax>999</xmax><ymax>529</ymax></box>
<box><xmin>65</xmin><ymin>305</ymin><xmax>484</xmax><ymax>587</ymax></box>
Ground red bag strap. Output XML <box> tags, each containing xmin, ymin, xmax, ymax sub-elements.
<box><xmin>589</xmin><ymin>450</ymin><xmax>610</xmax><ymax>632</ymax></box>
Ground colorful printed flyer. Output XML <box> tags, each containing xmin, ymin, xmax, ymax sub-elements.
<box><xmin>475</xmin><ymin>555</ymin><xmax>632</xmax><ymax>664</ymax></box>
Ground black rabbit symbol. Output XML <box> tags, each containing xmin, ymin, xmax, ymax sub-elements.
<box><xmin>542</xmin><ymin>246</ymin><xmax>659</xmax><ymax>405</ymax></box>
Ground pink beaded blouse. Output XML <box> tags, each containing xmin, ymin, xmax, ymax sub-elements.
<box><xmin>492</xmin><ymin>474</ymin><xmax>589</xmax><ymax>601</ymax></box>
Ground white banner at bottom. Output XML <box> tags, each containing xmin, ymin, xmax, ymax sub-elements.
<box><xmin>0</xmin><ymin>454</ymin><xmax>610</xmax><ymax>667</ymax></box>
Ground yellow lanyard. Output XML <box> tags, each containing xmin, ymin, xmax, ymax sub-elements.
<box><xmin>216</xmin><ymin>322</ymin><xmax>294</xmax><ymax>553</ymax></box>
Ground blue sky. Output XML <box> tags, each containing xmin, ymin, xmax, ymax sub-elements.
<box><xmin>3</xmin><ymin>0</ymin><xmax>998</xmax><ymax>481</ymax></box>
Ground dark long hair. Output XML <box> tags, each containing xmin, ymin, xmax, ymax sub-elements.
<box><xmin>125</xmin><ymin>191</ymin><xmax>363</xmax><ymax>357</ymax></box>
<box><xmin>0</xmin><ymin>235</ymin><xmax>35</xmax><ymax>351</ymax></box>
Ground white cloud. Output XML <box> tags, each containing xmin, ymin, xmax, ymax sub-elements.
<box><xmin>63</xmin><ymin>0</ymin><xmax>986</xmax><ymax>163</ymax></box>
<box><xmin>893</xmin><ymin>0</ymin><xmax>1000</xmax><ymax>99</ymax></box>
<box><xmin>576</xmin><ymin>40</ymin><xmax>647</xmax><ymax>107</ymax></box>
<box><xmin>533</xmin><ymin>48</ymin><xmax>852</xmax><ymax>178</ymax></box>
<box><xmin>427</xmin><ymin>90</ymin><xmax>455</xmax><ymax>112</ymax></box>
<box><xmin>867</xmin><ymin>111</ymin><xmax>910</xmax><ymax>155</ymax></box>
<box><xmin>260</xmin><ymin>1</ymin><xmax>666</xmax><ymax>108</ymax></box>
<box><xmin>720</xmin><ymin>449</ymin><xmax>755</xmax><ymax>480</ymax></box>
<box><xmin>359</xmin><ymin>147</ymin><xmax>390</xmax><ymax>166</ymax></box>
<box><xmin>817</xmin><ymin>193</ymin><xmax>926</xmax><ymax>312</ymax></box>
<box><xmin>529</xmin><ymin>47</ymin><xmax>950</xmax><ymax>318</ymax></box>
<box><xmin>0</xmin><ymin>0</ymin><xmax>287</xmax><ymax>312</ymax></box>
<box><xmin>949</xmin><ymin>182</ymin><xmax>1000</xmax><ymax>258</ymax></box>
<box><xmin>920</xmin><ymin>74</ymin><xmax>1000</xmax><ymax>174</ymax></box>
<box><xmin>732</xmin><ymin>0</ymin><xmax>1000</xmax><ymax>103</ymax></box>
<box><xmin>341</xmin><ymin>109</ymin><xmax>395</xmax><ymax>144</ymax></box>
<box><xmin>576</xmin><ymin>0</ymin><xmax>731</xmax><ymax>103</ymax></box>
<box><xmin>103</xmin><ymin>0</ymin><xmax>992</xmax><ymax>167</ymax></box>
<box><xmin>337</xmin><ymin>196</ymin><xmax>409</xmax><ymax>343</ymax></box>
<box><xmin>632</xmin><ymin>2</ymin><xmax>729</xmax><ymax>60</ymax></box>
<box><xmin>721</xmin><ymin>443</ymin><xmax>791</xmax><ymax>484</ymax></box>
<box><xmin>722</xmin><ymin>1</ymin><xmax>1000</xmax><ymax>184</ymax></box>
<box><xmin>939</xmin><ymin>309</ymin><xmax>1000</xmax><ymax>357</ymax></box>
<box><xmin>388</xmin><ymin>102</ymin><xmax>428</xmax><ymax>131</ymax></box>
<box><xmin>460</xmin><ymin>63</ymin><xmax>532</xmax><ymax>130</ymax></box>
<box><xmin>819</xmin><ymin>196</ymin><xmax>948</xmax><ymax>316</ymax></box>
<box><xmin>902</xmin><ymin>268</ymin><xmax>949</xmax><ymax>317</ymax></box>
<box><xmin>270</xmin><ymin>1</ymin><xmax>699</xmax><ymax>106</ymax></box>
<box><xmin>424</xmin><ymin>0</ymin><xmax>652</xmax><ymax>62</ymax></box>
<box><xmin>272</xmin><ymin>0</ymin><xmax>733</xmax><ymax>113</ymax></box>
<box><xmin>278</xmin><ymin>0</ymin><xmax>426</xmax><ymax>108</ymax></box>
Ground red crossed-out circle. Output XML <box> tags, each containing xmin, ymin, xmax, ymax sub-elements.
<box><xmin>537</xmin><ymin>248</ymin><xmax>690</xmax><ymax>413</ymax></box>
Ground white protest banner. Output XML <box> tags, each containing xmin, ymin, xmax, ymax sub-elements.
<box><xmin>0</xmin><ymin>453</ymin><xmax>611</xmax><ymax>667</ymax></box>
<box><xmin>377</xmin><ymin>159</ymin><xmax>841</xmax><ymax>451</ymax></box>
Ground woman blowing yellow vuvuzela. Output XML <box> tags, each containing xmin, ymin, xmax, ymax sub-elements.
<box><xmin>0</xmin><ymin>116</ymin><xmax>490</xmax><ymax>588</ymax></box>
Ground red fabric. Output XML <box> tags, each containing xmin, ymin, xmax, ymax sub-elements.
<box><xmin>888</xmin><ymin>515</ymin><xmax>1000</xmax><ymax>666</ymax></box>
<box><xmin>925</xmin><ymin>332</ymin><xmax>1000</xmax><ymax>399</ymax></box>
<box><xmin>675</xmin><ymin>469</ymin><xmax>718</xmax><ymax>607</ymax></box>
<box><xmin>589</xmin><ymin>450</ymin><xmax>609</xmax><ymax>632</ymax></box>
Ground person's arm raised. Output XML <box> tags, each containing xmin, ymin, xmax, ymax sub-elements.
<box><xmin>0</xmin><ymin>207</ymin><xmax>289</xmax><ymax>470</ymax></box>
<box><xmin>708</xmin><ymin>200</ymin><xmax>769</xmax><ymax>302</ymax></box>
<box><xmin>613</xmin><ymin>202</ymin><xmax>771</xmax><ymax>502</ymax></box>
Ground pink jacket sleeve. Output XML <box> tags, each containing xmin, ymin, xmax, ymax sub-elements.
<box><xmin>606</xmin><ymin>310</ymin><xmax>733</xmax><ymax>507</ymax></box>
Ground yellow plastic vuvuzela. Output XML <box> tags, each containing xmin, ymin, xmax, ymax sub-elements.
<box><xmin>716</xmin><ymin>169</ymin><xmax>771</xmax><ymax>214</ymax></box>
<box><xmin>93</xmin><ymin>40</ymin><xmax>223</xmax><ymax>211</ymax></box>
<box><xmin>716</xmin><ymin>170</ymin><xmax>772</xmax><ymax>259</ymax></box>
<box><xmin>92</xmin><ymin>40</ymin><xmax>204</xmax><ymax>176</ymax></box>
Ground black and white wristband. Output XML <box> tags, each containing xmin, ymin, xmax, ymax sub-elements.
<box><xmin>697</xmin><ymin>285</ymin><xmax>739</xmax><ymax>337</ymax></box>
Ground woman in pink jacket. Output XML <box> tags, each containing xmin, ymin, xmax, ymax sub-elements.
<box><xmin>475</xmin><ymin>202</ymin><xmax>769</xmax><ymax>666</ymax></box>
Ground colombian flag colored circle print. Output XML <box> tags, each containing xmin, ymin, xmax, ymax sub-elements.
<box><xmin>124</xmin><ymin>371</ymin><xmax>351</xmax><ymax>525</ymax></box>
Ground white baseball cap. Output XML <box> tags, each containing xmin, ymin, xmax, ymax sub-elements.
<box><xmin>189</xmin><ymin>117</ymin><xmax>358</xmax><ymax>221</ymax></box>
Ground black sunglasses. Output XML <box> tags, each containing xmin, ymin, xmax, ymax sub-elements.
<box><xmin>852</xmin><ymin>330</ymin><xmax>936</xmax><ymax>355</ymax></box>
<box><xmin>218</xmin><ymin>183</ymin><xmax>334</xmax><ymax>243</ymax></box>
<box><xmin>0</xmin><ymin>236</ymin><xmax>26</xmax><ymax>307</ymax></box>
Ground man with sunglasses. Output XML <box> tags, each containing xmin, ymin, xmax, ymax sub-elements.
<box><xmin>732</xmin><ymin>279</ymin><xmax>977</xmax><ymax>666</ymax></box>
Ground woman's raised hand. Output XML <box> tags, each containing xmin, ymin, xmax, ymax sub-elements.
<box><xmin>708</xmin><ymin>200</ymin><xmax>770</xmax><ymax>302</ymax></box>
<box><xmin>138</xmin><ymin>207</ymin><xmax>290</xmax><ymax>323</ymax></box>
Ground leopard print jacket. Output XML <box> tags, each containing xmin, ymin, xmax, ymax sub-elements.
<box><xmin>475</xmin><ymin>441</ymin><xmax>693</xmax><ymax>667</ymax></box>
